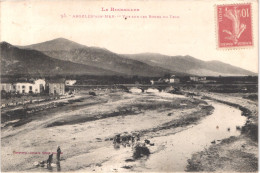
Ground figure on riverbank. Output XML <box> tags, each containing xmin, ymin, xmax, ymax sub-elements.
<box><xmin>113</xmin><ymin>134</ymin><xmax>121</xmax><ymax>144</ymax></box>
<box><xmin>47</xmin><ymin>153</ymin><xmax>53</xmax><ymax>165</ymax></box>
<box><xmin>136</xmin><ymin>134</ymin><xmax>140</xmax><ymax>141</ymax></box>
<box><xmin>57</xmin><ymin>146</ymin><xmax>61</xmax><ymax>161</ymax></box>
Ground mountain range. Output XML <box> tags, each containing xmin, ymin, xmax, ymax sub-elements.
<box><xmin>0</xmin><ymin>42</ymin><xmax>119</xmax><ymax>76</ymax></box>
<box><xmin>121</xmin><ymin>53</ymin><xmax>255</xmax><ymax>76</ymax></box>
<box><xmin>0</xmin><ymin>38</ymin><xmax>256</xmax><ymax>77</ymax></box>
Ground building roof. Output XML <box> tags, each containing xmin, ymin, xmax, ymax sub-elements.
<box><xmin>47</xmin><ymin>78</ymin><xmax>66</xmax><ymax>83</ymax></box>
<box><xmin>1</xmin><ymin>78</ymin><xmax>15</xmax><ymax>84</ymax></box>
<box><xmin>1</xmin><ymin>77</ymin><xmax>46</xmax><ymax>83</ymax></box>
<box><xmin>1</xmin><ymin>78</ymin><xmax>30</xmax><ymax>84</ymax></box>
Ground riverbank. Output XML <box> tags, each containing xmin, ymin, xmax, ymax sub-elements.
<box><xmin>1</xmin><ymin>90</ymin><xmax>257</xmax><ymax>172</ymax></box>
<box><xmin>186</xmin><ymin>92</ymin><xmax>258</xmax><ymax>172</ymax></box>
<box><xmin>1</xmin><ymin>90</ymin><xmax>213</xmax><ymax>172</ymax></box>
<box><xmin>1</xmin><ymin>94</ymin><xmax>87</xmax><ymax>128</ymax></box>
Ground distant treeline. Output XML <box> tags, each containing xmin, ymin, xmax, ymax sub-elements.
<box><xmin>1</xmin><ymin>74</ymin><xmax>258</xmax><ymax>85</ymax></box>
<box><xmin>206</xmin><ymin>76</ymin><xmax>258</xmax><ymax>83</ymax></box>
<box><xmin>61</xmin><ymin>75</ymin><xmax>154</xmax><ymax>85</ymax></box>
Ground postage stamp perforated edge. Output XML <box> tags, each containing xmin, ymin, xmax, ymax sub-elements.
<box><xmin>215</xmin><ymin>3</ymin><xmax>254</xmax><ymax>51</ymax></box>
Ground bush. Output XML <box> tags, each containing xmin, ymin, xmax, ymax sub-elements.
<box><xmin>133</xmin><ymin>144</ymin><xmax>150</xmax><ymax>159</ymax></box>
<box><xmin>241</xmin><ymin>123</ymin><xmax>258</xmax><ymax>142</ymax></box>
<box><xmin>243</xmin><ymin>94</ymin><xmax>258</xmax><ymax>101</ymax></box>
<box><xmin>89</xmin><ymin>91</ymin><xmax>96</xmax><ymax>96</ymax></box>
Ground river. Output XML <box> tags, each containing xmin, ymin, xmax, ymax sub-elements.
<box><xmin>95</xmin><ymin>100</ymin><xmax>247</xmax><ymax>172</ymax></box>
<box><xmin>1</xmin><ymin>92</ymin><xmax>248</xmax><ymax>172</ymax></box>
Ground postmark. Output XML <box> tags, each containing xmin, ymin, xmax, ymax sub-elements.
<box><xmin>217</xmin><ymin>4</ymin><xmax>253</xmax><ymax>48</ymax></box>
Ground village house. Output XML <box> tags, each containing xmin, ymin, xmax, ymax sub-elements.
<box><xmin>150</xmin><ymin>75</ymin><xmax>180</xmax><ymax>85</ymax></box>
<box><xmin>16</xmin><ymin>82</ymin><xmax>34</xmax><ymax>94</ymax></box>
<box><xmin>1</xmin><ymin>78</ymin><xmax>46</xmax><ymax>94</ymax></box>
<box><xmin>164</xmin><ymin>78</ymin><xmax>170</xmax><ymax>83</ymax></box>
<box><xmin>1</xmin><ymin>83</ymin><xmax>15</xmax><ymax>93</ymax></box>
<box><xmin>1</xmin><ymin>78</ymin><xmax>16</xmax><ymax>93</ymax></box>
<box><xmin>169</xmin><ymin>75</ymin><xmax>180</xmax><ymax>83</ymax></box>
<box><xmin>190</xmin><ymin>76</ymin><xmax>207</xmax><ymax>82</ymax></box>
<box><xmin>65</xmin><ymin>80</ymin><xmax>77</xmax><ymax>86</ymax></box>
<box><xmin>15</xmin><ymin>79</ymin><xmax>46</xmax><ymax>94</ymax></box>
<box><xmin>157</xmin><ymin>78</ymin><xmax>167</xmax><ymax>84</ymax></box>
<box><xmin>48</xmin><ymin>79</ymin><xmax>65</xmax><ymax>95</ymax></box>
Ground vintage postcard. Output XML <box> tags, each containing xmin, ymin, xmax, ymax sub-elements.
<box><xmin>0</xmin><ymin>0</ymin><xmax>258</xmax><ymax>172</ymax></box>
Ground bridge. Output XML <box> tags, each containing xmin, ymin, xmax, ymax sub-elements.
<box><xmin>67</xmin><ymin>84</ymin><xmax>177</xmax><ymax>91</ymax></box>
<box><xmin>67</xmin><ymin>82</ymin><xmax>257</xmax><ymax>93</ymax></box>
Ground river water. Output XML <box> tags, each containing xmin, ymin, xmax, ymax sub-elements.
<box><xmin>135</xmin><ymin>101</ymin><xmax>247</xmax><ymax>172</ymax></box>
<box><xmin>93</xmin><ymin>100</ymin><xmax>247</xmax><ymax>172</ymax></box>
<box><xmin>16</xmin><ymin>92</ymin><xmax>247</xmax><ymax>172</ymax></box>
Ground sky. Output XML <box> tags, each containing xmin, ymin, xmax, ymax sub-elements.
<box><xmin>0</xmin><ymin>0</ymin><xmax>258</xmax><ymax>73</ymax></box>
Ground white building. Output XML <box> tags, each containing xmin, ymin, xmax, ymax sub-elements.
<box><xmin>65</xmin><ymin>80</ymin><xmax>77</xmax><ymax>86</ymax></box>
<box><xmin>190</xmin><ymin>76</ymin><xmax>207</xmax><ymax>82</ymax></box>
<box><xmin>169</xmin><ymin>75</ymin><xmax>180</xmax><ymax>83</ymax></box>
<box><xmin>1</xmin><ymin>83</ymin><xmax>15</xmax><ymax>92</ymax></box>
<box><xmin>16</xmin><ymin>79</ymin><xmax>46</xmax><ymax>94</ymax></box>
<box><xmin>34</xmin><ymin>79</ymin><xmax>46</xmax><ymax>93</ymax></box>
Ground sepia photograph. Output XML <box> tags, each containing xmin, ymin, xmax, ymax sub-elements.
<box><xmin>0</xmin><ymin>0</ymin><xmax>258</xmax><ymax>172</ymax></box>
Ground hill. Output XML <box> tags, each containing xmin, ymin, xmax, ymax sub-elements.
<box><xmin>15</xmin><ymin>38</ymin><xmax>256</xmax><ymax>77</ymax></box>
<box><xmin>121</xmin><ymin>53</ymin><xmax>256</xmax><ymax>76</ymax></box>
<box><xmin>0</xmin><ymin>42</ymin><xmax>120</xmax><ymax>76</ymax></box>
<box><xmin>20</xmin><ymin>38</ymin><xmax>186</xmax><ymax>77</ymax></box>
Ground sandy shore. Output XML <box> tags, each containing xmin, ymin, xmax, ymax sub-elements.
<box><xmin>1</xmin><ymin>90</ymin><xmax>257</xmax><ymax>172</ymax></box>
<box><xmin>1</xmin><ymin>91</ymin><xmax>213</xmax><ymax>172</ymax></box>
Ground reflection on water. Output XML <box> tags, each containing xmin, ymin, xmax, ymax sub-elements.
<box><xmin>46</xmin><ymin>164</ymin><xmax>52</xmax><ymax>171</ymax></box>
<box><xmin>57</xmin><ymin>162</ymin><xmax>61</xmax><ymax>172</ymax></box>
<box><xmin>46</xmin><ymin>161</ymin><xmax>61</xmax><ymax>172</ymax></box>
<box><xmin>137</xmin><ymin>101</ymin><xmax>247</xmax><ymax>172</ymax></box>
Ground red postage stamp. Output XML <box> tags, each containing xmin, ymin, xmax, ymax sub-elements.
<box><xmin>217</xmin><ymin>4</ymin><xmax>253</xmax><ymax>48</ymax></box>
